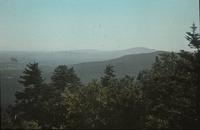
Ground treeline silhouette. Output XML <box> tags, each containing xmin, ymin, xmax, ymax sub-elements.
<box><xmin>1</xmin><ymin>24</ymin><xmax>200</xmax><ymax>129</ymax></box>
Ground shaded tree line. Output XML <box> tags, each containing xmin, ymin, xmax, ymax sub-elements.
<box><xmin>1</xmin><ymin>24</ymin><xmax>200</xmax><ymax>129</ymax></box>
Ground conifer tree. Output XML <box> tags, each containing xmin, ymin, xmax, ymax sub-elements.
<box><xmin>19</xmin><ymin>62</ymin><xmax>43</xmax><ymax>86</ymax></box>
<box><xmin>51</xmin><ymin>65</ymin><xmax>81</xmax><ymax>90</ymax></box>
<box><xmin>179</xmin><ymin>23</ymin><xmax>200</xmax><ymax>128</ymax></box>
<box><xmin>138</xmin><ymin>24</ymin><xmax>200</xmax><ymax>129</ymax></box>
<box><xmin>41</xmin><ymin>65</ymin><xmax>81</xmax><ymax>128</ymax></box>
<box><xmin>185</xmin><ymin>23</ymin><xmax>200</xmax><ymax>51</ymax></box>
<box><xmin>101</xmin><ymin>65</ymin><xmax>116</xmax><ymax>87</ymax></box>
<box><xmin>12</xmin><ymin>62</ymin><xmax>44</xmax><ymax>126</ymax></box>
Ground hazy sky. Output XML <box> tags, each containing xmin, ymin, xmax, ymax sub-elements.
<box><xmin>0</xmin><ymin>0</ymin><xmax>199</xmax><ymax>51</ymax></box>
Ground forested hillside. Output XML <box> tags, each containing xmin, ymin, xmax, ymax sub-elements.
<box><xmin>74</xmin><ymin>51</ymin><xmax>164</xmax><ymax>83</ymax></box>
<box><xmin>1</xmin><ymin>51</ymin><xmax>162</xmax><ymax>108</ymax></box>
<box><xmin>1</xmin><ymin>25</ymin><xmax>200</xmax><ymax>129</ymax></box>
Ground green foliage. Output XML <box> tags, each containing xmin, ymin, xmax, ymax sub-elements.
<box><xmin>59</xmin><ymin>75</ymin><xmax>145</xmax><ymax>129</ymax></box>
<box><xmin>185</xmin><ymin>23</ymin><xmax>200</xmax><ymax>50</ymax></box>
<box><xmin>3</xmin><ymin>24</ymin><xmax>200</xmax><ymax>129</ymax></box>
<box><xmin>33</xmin><ymin>65</ymin><xmax>82</xmax><ymax>128</ymax></box>
<box><xmin>20</xmin><ymin>120</ymin><xmax>41</xmax><ymax>129</ymax></box>
<box><xmin>101</xmin><ymin>64</ymin><xmax>116</xmax><ymax>87</ymax></box>
<box><xmin>139</xmin><ymin>53</ymin><xmax>184</xmax><ymax>128</ymax></box>
<box><xmin>100</xmin><ymin>76</ymin><xmax>145</xmax><ymax>129</ymax></box>
<box><xmin>18</xmin><ymin>62</ymin><xmax>43</xmax><ymax>87</ymax></box>
<box><xmin>51</xmin><ymin>65</ymin><xmax>81</xmax><ymax>90</ymax></box>
<box><xmin>138</xmin><ymin>24</ymin><xmax>200</xmax><ymax>129</ymax></box>
<box><xmin>180</xmin><ymin>23</ymin><xmax>200</xmax><ymax>128</ymax></box>
<box><xmin>9</xmin><ymin>62</ymin><xmax>44</xmax><ymax>128</ymax></box>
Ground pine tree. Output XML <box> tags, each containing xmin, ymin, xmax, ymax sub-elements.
<box><xmin>19</xmin><ymin>62</ymin><xmax>43</xmax><ymax>87</ymax></box>
<box><xmin>67</xmin><ymin>67</ymin><xmax>81</xmax><ymax>87</ymax></box>
<box><xmin>40</xmin><ymin>65</ymin><xmax>81</xmax><ymax>128</ymax></box>
<box><xmin>51</xmin><ymin>65</ymin><xmax>81</xmax><ymax>90</ymax></box>
<box><xmin>13</xmin><ymin>62</ymin><xmax>44</xmax><ymax>126</ymax></box>
<box><xmin>185</xmin><ymin>23</ymin><xmax>200</xmax><ymax>51</ymax></box>
<box><xmin>179</xmin><ymin>23</ymin><xmax>200</xmax><ymax>128</ymax></box>
<box><xmin>101</xmin><ymin>65</ymin><xmax>116</xmax><ymax>87</ymax></box>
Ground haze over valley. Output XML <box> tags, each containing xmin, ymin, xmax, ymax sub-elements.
<box><xmin>1</xmin><ymin>47</ymin><xmax>163</xmax><ymax>108</ymax></box>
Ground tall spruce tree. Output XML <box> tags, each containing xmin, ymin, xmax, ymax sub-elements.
<box><xmin>101</xmin><ymin>65</ymin><xmax>116</xmax><ymax>87</ymax></box>
<box><xmin>179</xmin><ymin>23</ymin><xmax>200</xmax><ymax>128</ymax></box>
<box><xmin>18</xmin><ymin>62</ymin><xmax>43</xmax><ymax>87</ymax></box>
<box><xmin>12</xmin><ymin>62</ymin><xmax>43</xmax><ymax>127</ymax></box>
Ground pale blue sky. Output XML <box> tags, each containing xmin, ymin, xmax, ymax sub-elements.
<box><xmin>0</xmin><ymin>0</ymin><xmax>199</xmax><ymax>51</ymax></box>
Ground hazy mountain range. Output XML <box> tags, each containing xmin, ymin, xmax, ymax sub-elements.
<box><xmin>0</xmin><ymin>47</ymin><xmax>156</xmax><ymax>66</ymax></box>
<box><xmin>1</xmin><ymin>47</ymin><xmax>165</xmax><ymax>108</ymax></box>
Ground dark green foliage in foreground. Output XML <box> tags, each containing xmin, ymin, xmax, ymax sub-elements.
<box><xmin>138</xmin><ymin>24</ymin><xmax>200</xmax><ymax>129</ymax></box>
<box><xmin>1</xmin><ymin>24</ymin><xmax>200</xmax><ymax>129</ymax></box>
<box><xmin>180</xmin><ymin>24</ymin><xmax>200</xmax><ymax>128</ymax></box>
<box><xmin>7</xmin><ymin>62</ymin><xmax>44</xmax><ymax>128</ymax></box>
<box><xmin>38</xmin><ymin>65</ymin><xmax>82</xmax><ymax>128</ymax></box>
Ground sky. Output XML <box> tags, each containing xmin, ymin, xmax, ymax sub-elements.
<box><xmin>0</xmin><ymin>0</ymin><xmax>199</xmax><ymax>51</ymax></box>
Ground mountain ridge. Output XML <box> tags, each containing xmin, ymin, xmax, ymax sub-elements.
<box><xmin>73</xmin><ymin>51</ymin><xmax>166</xmax><ymax>83</ymax></box>
<box><xmin>0</xmin><ymin>47</ymin><xmax>157</xmax><ymax>65</ymax></box>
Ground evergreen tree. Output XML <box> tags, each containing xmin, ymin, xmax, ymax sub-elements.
<box><xmin>185</xmin><ymin>23</ymin><xmax>200</xmax><ymax>51</ymax></box>
<box><xmin>11</xmin><ymin>62</ymin><xmax>44</xmax><ymax>127</ymax></box>
<box><xmin>101</xmin><ymin>75</ymin><xmax>145</xmax><ymax>129</ymax></box>
<box><xmin>179</xmin><ymin>23</ymin><xmax>200</xmax><ymax>128</ymax></box>
<box><xmin>139</xmin><ymin>52</ymin><xmax>182</xmax><ymax>128</ymax></box>
<box><xmin>18</xmin><ymin>62</ymin><xmax>43</xmax><ymax>87</ymax></box>
<box><xmin>67</xmin><ymin>67</ymin><xmax>81</xmax><ymax>87</ymax></box>
<box><xmin>51</xmin><ymin>65</ymin><xmax>81</xmax><ymax>90</ymax></box>
<box><xmin>39</xmin><ymin>65</ymin><xmax>81</xmax><ymax>128</ymax></box>
<box><xmin>101</xmin><ymin>65</ymin><xmax>116</xmax><ymax>87</ymax></box>
<box><xmin>138</xmin><ymin>24</ymin><xmax>200</xmax><ymax>129</ymax></box>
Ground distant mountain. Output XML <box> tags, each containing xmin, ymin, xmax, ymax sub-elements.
<box><xmin>73</xmin><ymin>51</ymin><xmax>165</xmax><ymax>83</ymax></box>
<box><xmin>107</xmin><ymin>47</ymin><xmax>157</xmax><ymax>56</ymax></box>
<box><xmin>0</xmin><ymin>47</ymin><xmax>156</xmax><ymax>66</ymax></box>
